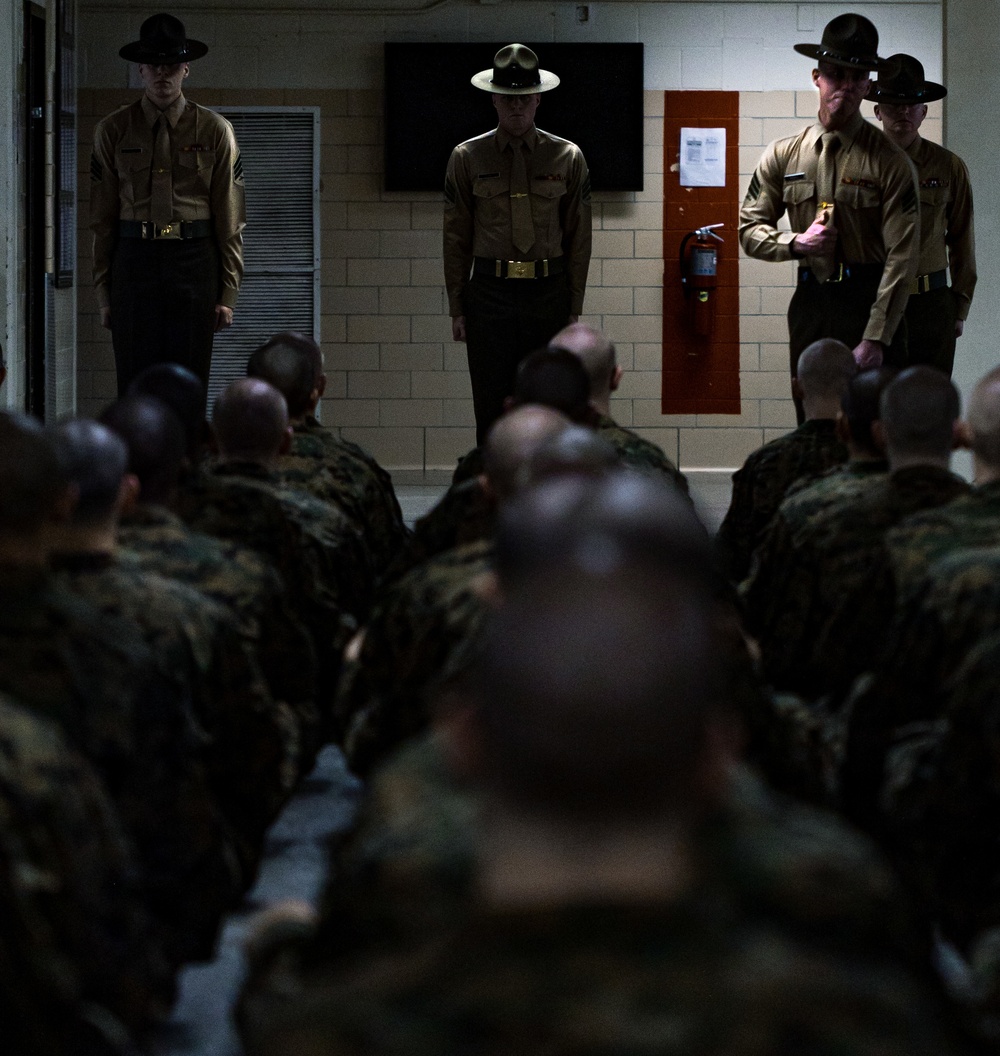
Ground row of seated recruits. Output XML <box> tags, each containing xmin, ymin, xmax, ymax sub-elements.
<box><xmin>0</xmin><ymin>321</ymin><xmax>995</xmax><ymax>1053</ymax></box>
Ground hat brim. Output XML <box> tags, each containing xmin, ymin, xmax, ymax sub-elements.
<box><xmin>119</xmin><ymin>39</ymin><xmax>208</xmax><ymax>63</ymax></box>
<box><xmin>471</xmin><ymin>68</ymin><xmax>560</xmax><ymax>94</ymax></box>
<box><xmin>869</xmin><ymin>80</ymin><xmax>947</xmax><ymax>104</ymax></box>
<box><xmin>794</xmin><ymin>43</ymin><xmax>881</xmax><ymax>71</ymax></box>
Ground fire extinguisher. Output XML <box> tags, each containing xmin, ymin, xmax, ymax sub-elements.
<box><xmin>679</xmin><ymin>223</ymin><xmax>724</xmax><ymax>338</ymax></box>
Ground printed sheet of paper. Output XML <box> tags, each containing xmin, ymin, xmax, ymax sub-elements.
<box><xmin>680</xmin><ymin>128</ymin><xmax>726</xmax><ymax>187</ymax></box>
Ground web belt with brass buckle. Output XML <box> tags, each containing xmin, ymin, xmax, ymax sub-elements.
<box><xmin>118</xmin><ymin>219</ymin><xmax>213</xmax><ymax>240</ymax></box>
<box><xmin>798</xmin><ymin>263</ymin><xmax>883</xmax><ymax>286</ymax></box>
<box><xmin>474</xmin><ymin>256</ymin><xmax>566</xmax><ymax>280</ymax></box>
<box><xmin>911</xmin><ymin>269</ymin><xmax>948</xmax><ymax>295</ymax></box>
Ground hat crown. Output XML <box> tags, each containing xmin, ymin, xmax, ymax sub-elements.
<box><xmin>878</xmin><ymin>54</ymin><xmax>926</xmax><ymax>94</ymax></box>
<box><xmin>820</xmin><ymin>13</ymin><xmax>879</xmax><ymax>62</ymax></box>
<box><xmin>491</xmin><ymin>44</ymin><xmax>542</xmax><ymax>90</ymax></box>
<box><xmin>140</xmin><ymin>13</ymin><xmax>187</xmax><ymax>52</ymax></box>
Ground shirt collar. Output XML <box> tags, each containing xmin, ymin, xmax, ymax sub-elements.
<box><xmin>141</xmin><ymin>91</ymin><xmax>187</xmax><ymax>129</ymax></box>
<box><xmin>809</xmin><ymin>110</ymin><xmax>865</xmax><ymax>151</ymax></box>
<box><xmin>495</xmin><ymin>125</ymin><xmax>538</xmax><ymax>153</ymax></box>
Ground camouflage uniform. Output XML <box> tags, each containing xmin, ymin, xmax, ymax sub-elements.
<box><xmin>742</xmin><ymin>464</ymin><xmax>967</xmax><ymax>697</ymax></box>
<box><xmin>336</xmin><ymin>540</ymin><xmax>494</xmax><ymax>775</ymax></box>
<box><xmin>450</xmin><ymin>413</ymin><xmax>689</xmax><ymax>494</ymax></box>
<box><xmin>0</xmin><ymin>562</ymin><xmax>240</xmax><ymax>965</ymax></box>
<box><xmin>118</xmin><ymin>502</ymin><xmax>320</xmax><ymax>754</ymax></box>
<box><xmin>51</xmin><ymin>551</ymin><xmax>299</xmax><ymax>871</ymax></box>
<box><xmin>239</xmin><ymin>737</ymin><xmax>964</xmax><ymax>1056</ymax></box>
<box><xmin>716</xmin><ymin>418</ymin><xmax>847</xmax><ymax>583</ymax></box>
<box><xmin>286</xmin><ymin>416</ymin><xmax>408</xmax><ymax>577</ymax></box>
<box><xmin>841</xmin><ymin>546</ymin><xmax>1000</xmax><ymax>828</ymax></box>
<box><xmin>0</xmin><ymin>692</ymin><xmax>173</xmax><ymax>1055</ymax></box>
<box><xmin>381</xmin><ymin>478</ymin><xmax>495</xmax><ymax>585</ymax></box>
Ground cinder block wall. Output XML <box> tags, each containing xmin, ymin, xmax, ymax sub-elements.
<box><xmin>76</xmin><ymin>1</ymin><xmax>942</xmax><ymax>473</ymax></box>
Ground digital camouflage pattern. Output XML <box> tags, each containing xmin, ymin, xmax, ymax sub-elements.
<box><xmin>450</xmin><ymin>414</ymin><xmax>689</xmax><ymax>494</ymax></box>
<box><xmin>0</xmin><ymin>692</ymin><xmax>173</xmax><ymax>1056</ymax></box>
<box><xmin>336</xmin><ymin>540</ymin><xmax>494</xmax><ymax>775</ymax></box>
<box><xmin>51</xmin><ymin>551</ymin><xmax>299</xmax><ymax>872</ymax></box>
<box><xmin>381</xmin><ymin>478</ymin><xmax>495</xmax><ymax>585</ymax></box>
<box><xmin>742</xmin><ymin>465</ymin><xmax>967</xmax><ymax>697</ymax></box>
<box><xmin>117</xmin><ymin>502</ymin><xmax>320</xmax><ymax>750</ymax></box>
<box><xmin>287</xmin><ymin>417</ymin><xmax>408</xmax><ymax>577</ymax></box>
<box><xmin>0</xmin><ymin>562</ymin><xmax>240</xmax><ymax>965</ymax></box>
<box><xmin>239</xmin><ymin>737</ymin><xmax>963</xmax><ymax>1056</ymax></box>
<box><xmin>716</xmin><ymin>418</ymin><xmax>847</xmax><ymax>583</ymax></box>
<box><xmin>840</xmin><ymin>545</ymin><xmax>1000</xmax><ymax>827</ymax></box>
<box><xmin>885</xmin><ymin>480</ymin><xmax>1000</xmax><ymax>607</ymax></box>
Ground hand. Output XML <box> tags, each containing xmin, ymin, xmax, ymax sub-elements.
<box><xmin>452</xmin><ymin>315</ymin><xmax>467</xmax><ymax>343</ymax></box>
<box><xmin>955</xmin><ymin>319</ymin><xmax>965</xmax><ymax>338</ymax></box>
<box><xmin>100</xmin><ymin>307</ymin><xmax>112</xmax><ymax>330</ymax></box>
<box><xmin>852</xmin><ymin>339</ymin><xmax>884</xmax><ymax>370</ymax></box>
<box><xmin>792</xmin><ymin>215</ymin><xmax>838</xmax><ymax>257</ymax></box>
<box><xmin>214</xmin><ymin>305</ymin><xmax>234</xmax><ymax>332</ymax></box>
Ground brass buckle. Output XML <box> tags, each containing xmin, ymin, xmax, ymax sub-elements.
<box><xmin>505</xmin><ymin>260</ymin><xmax>536</xmax><ymax>279</ymax></box>
<box><xmin>915</xmin><ymin>273</ymin><xmax>931</xmax><ymax>294</ymax></box>
<box><xmin>825</xmin><ymin>263</ymin><xmax>846</xmax><ymax>284</ymax></box>
<box><xmin>142</xmin><ymin>222</ymin><xmax>174</xmax><ymax>239</ymax></box>
<box><xmin>155</xmin><ymin>223</ymin><xmax>174</xmax><ymax>238</ymax></box>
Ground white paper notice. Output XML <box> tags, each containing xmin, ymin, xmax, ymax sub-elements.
<box><xmin>680</xmin><ymin>128</ymin><xmax>726</xmax><ymax>187</ymax></box>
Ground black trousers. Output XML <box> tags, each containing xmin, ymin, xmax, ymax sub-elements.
<box><xmin>904</xmin><ymin>286</ymin><xmax>958</xmax><ymax>376</ymax></box>
<box><xmin>110</xmin><ymin>236</ymin><xmax>220</xmax><ymax>398</ymax></box>
<box><xmin>787</xmin><ymin>273</ymin><xmax>908</xmax><ymax>423</ymax></box>
<box><xmin>464</xmin><ymin>271</ymin><xmax>571</xmax><ymax>444</ymax></box>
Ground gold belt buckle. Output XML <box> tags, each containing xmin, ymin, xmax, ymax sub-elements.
<box><xmin>825</xmin><ymin>262</ymin><xmax>845</xmax><ymax>283</ymax></box>
<box><xmin>506</xmin><ymin>260</ymin><xmax>535</xmax><ymax>279</ymax></box>
<box><xmin>155</xmin><ymin>223</ymin><xmax>174</xmax><ymax>238</ymax></box>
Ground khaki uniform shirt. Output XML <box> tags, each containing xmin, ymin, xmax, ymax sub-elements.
<box><xmin>443</xmin><ymin>125</ymin><xmax>592</xmax><ymax>317</ymax></box>
<box><xmin>739</xmin><ymin>112</ymin><xmax>919</xmax><ymax>346</ymax></box>
<box><xmin>906</xmin><ymin>135</ymin><xmax>976</xmax><ymax>321</ymax></box>
<box><xmin>90</xmin><ymin>93</ymin><xmax>246</xmax><ymax>310</ymax></box>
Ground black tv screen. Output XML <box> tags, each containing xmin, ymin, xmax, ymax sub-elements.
<box><xmin>384</xmin><ymin>42</ymin><xmax>644</xmax><ymax>193</ymax></box>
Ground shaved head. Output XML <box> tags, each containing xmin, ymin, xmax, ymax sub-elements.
<box><xmin>247</xmin><ymin>332</ymin><xmax>322</xmax><ymax>418</ymax></box>
<box><xmin>477</xmin><ymin>469</ymin><xmax>719</xmax><ymax>820</ymax></box>
<box><xmin>549</xmin><ymin>323</ymin><xmax>616</xmax><ymax>398</ymax></box>
<box><xmin>483</xmin><ymin>405</ymin><xmax>570</xmax><ymax>500</ymax></box>
<box><xmin>523</xmin><ymin>424</ymin><xmax>620</xmax><ymax>486</ymax></box>
<box><xmin>127</xmin><ymin>363</ymin><xmax>206</xmax><ymax>457</ymax></box>
<box><xmin>966</xmin><ymin>366</ymin><xmax>1000</xmax><ymax>468</ymax></box>
<box><xmin>880</xmin><ymin>366</ymin><xmax>960</xmax><ymax>461</ymax></box>
<box><xmin>100</xmin><ymin>396</ymin><xmax>187</xmax><ymax>504</ymax></box>
<box><xmin>512</xmin><ymin>348</ymin><xmax>591</xmax><ymax>422</ymax></box>
<box><xmin>0</xmin><ymin>412</ymin><xmax>66</xmax><ymax>536</ymax></box>
<box><xmin>49</xmin><ymin>419</ymin><xmax>128</xmax><ymax>525</ymax></box>
<box><xmin>212</xmin><ymin>378</ymin><xmax>289</xmax><ymax>463</ymax></box>
<box><xmin>796</xmin><ymin>339</ymin><xmax>857</xmax><ymax>400</ymax></box>
<box><xmin>841</xmin><ymin>367</ymin><xmax>897</xmax><ymax>455</ymax></box>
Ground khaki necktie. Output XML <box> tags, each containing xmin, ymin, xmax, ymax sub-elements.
<box><xmin>509</xmin><ymin>141</ymin><xmax>535</xmax><ymax>256</ymax></box>
<box><xmin>150</xmin><ymin>117</ymin><xmax>173</xmax><ymax>226</ymax></box>
<box><xmin>812</xmin><ymin>132</ymin><xmax>840</xmax><ymax>282</ymax></box>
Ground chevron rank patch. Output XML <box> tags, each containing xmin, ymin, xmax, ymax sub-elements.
<box><xmin>90</xmin><ymin>154</ymin><xmax>103</xmax><ymax>182</ymax></box>
<box><xmin>745</xmin><ymin>171</ymin><xmax>761</xmax><ymax>202</ymax></box>
<box><xmin>234</xmin><ymin>152</ymin><xmax>244</xmax><ymax>182</ymax></box>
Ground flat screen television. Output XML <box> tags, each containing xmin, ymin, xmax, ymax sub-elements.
<box><xmin>384</xmin><ymin>42</ymin><xmax>644</xmax><ymax>193</ymax></box>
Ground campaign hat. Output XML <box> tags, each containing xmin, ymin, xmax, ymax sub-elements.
<box><xmin>794</xmin><ymin>13</ymin><xmax>884</xmax><ymax>72</ymax></box>
<box><xmin>870</xmin><ymin>53</ymin><xmax>946</xmax><ymax>103</ymax></box>
<box><xmin>120</xmin><ymin>13</ymin><xmax>208</xmax><ymax>64</ymax></box>
<box><xmin>472</xmin><ymin>44</ymin><xmax>559</xmax><ymax>95</ymax></box>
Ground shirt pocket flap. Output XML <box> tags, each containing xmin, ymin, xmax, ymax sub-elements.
<box><xmin>117</xmin><ymin>149</ymin><xmax>150</xmax><ymax>171</ymax></box>
<box><xmin>177</xmin><ymin>149</ymin><xmax>216</xmax><ymax>170</ymax></box>
<box><xmin>531</xmin><ymin>179</ymin><xmax>567</xmax><ymax>199</ymax></box>
<box><xmin>783</xmin><ymin>180</ymin><xmax>816</xmax><ymax>206</ymax></box>
<box><xmin>472</xmin><ymin>176</ymin><xmax>508</xmax><ymax>199</ymax></box>
<box><xmin>835</xmin><ymin>183</ymin><xmax>880</xmax><ymax>209</ymax></box>
<box><xmin>919</xmin><ymin>185</ymin><xmax>949</xmax><ymax>206</ymax></box>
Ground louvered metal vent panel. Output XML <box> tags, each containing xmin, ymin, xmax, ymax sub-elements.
<box><xmin>207</xmin><ymin>108</ymin><xmax>320</xmax><ymax>409</ymax></box>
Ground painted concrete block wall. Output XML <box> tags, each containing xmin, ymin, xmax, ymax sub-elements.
<box><xmin>76</xmin><ymin>0</ymin><xmax>942</xmax><ymax>471</ymax></box>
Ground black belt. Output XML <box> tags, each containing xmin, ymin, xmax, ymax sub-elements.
<box><xmin>911</xmin><ymin>269</ymin><xmax>948</xmax><ymax>295</ymax></box>
<box><xmin>473</xmin><ymin>256</ymin><xmax>566</xmax><ymax>280</ymax></box>
<box><xmin>798</xmin><ymin>263</ymin><xmax>884</xmax><ymax>285</ymax></box>
<box><xmin>118</xmin><ymin>219</ymin><xmax>213</xmax><ymax>240</ymax></box>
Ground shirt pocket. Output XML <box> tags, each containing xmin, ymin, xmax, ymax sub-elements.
<box><xmin>175</xmin><ymin>149</ymin><xmax>217</xmax><ymax>197</ymax></box>
<box><xmin>918</xmin><ymin>184</ymin><xmax>950</xmax><ymax>209</ymax></box>
<box><xmin>472</xmin><ymin>174</ymin><xmax>509</xmax><ymax>200</ymax></box>
<box><xmin>530</xmin><ymin>178</ymin><xmax>567</xmax><ymax>244</ymax></box>
<box><xmin>116</xmin><ymin>149</ymin><xmax>151</xmax><ymax>206</ymax></box>
<box><xmin>834</xmin><ymin>183</ymin><xmax>880</xmax><ymax>211</ymax></box>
